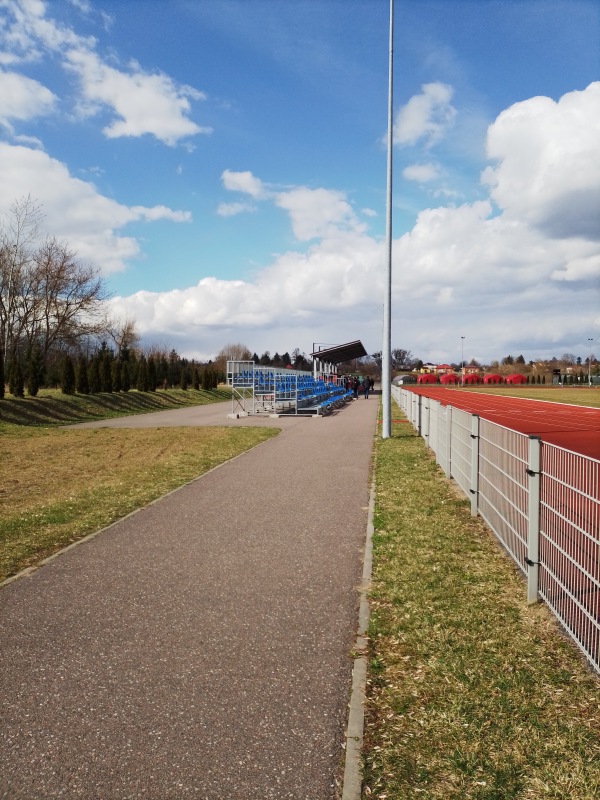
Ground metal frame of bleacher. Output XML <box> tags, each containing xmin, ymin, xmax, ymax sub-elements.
<box><xmin>226</xmin><ymin>361</ymin><xmax>354</xmax><ymax>417</ymax></box>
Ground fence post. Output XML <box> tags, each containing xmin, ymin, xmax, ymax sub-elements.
<box><xmin>444</xmin><ymin>405</ymin><xmax>452</xmax><ymax>478</ymax></box>
<box><xmin>417</xmin><ymin>394</ymin><xmax>422</xmax><ymax>436</ymax></box>
<box><xmin>423</xmin><ymin>397</ymin><xmax>430</xmax><ymax>446</ymax></box>
<box><xmin>526</xmin><ymin>436</ymin><xmax>542</xmax><ymax>605</ymax></box>
<box><xmin>470</xmin><ymin>414</ymin><xmax>480</xmax><ymax>516</ymax></box>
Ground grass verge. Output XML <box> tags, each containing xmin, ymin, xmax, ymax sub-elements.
<box><xmin>0</xmin><ymin>425</ymin><xmax>278</xmax><ymax>582</ymax></box>
<box><xmin>363</xmin><ymin>411</ymin><xmax>600</xmax><ymax>799</ymax></box>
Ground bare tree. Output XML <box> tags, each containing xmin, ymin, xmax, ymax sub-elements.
<box><xmin>0</xmin><ymin>196</ymin><xmax>42</xmax><ymax>362</ymax></box>
<box><xmin>1</xmin><ymin>198</ymin><xmax>109</xmax><ymax>369</ymax></box>
<box><xmin>214</xmin><ymin>342</ymin><xmax>252</xmax><ymax>372</ymax></box>
<box><xmin>104</xmin><ymin>315</ymin><xmax>141</xmax><ymax>358</ymax></box>
<box><xmin>32</xmin><ymin>237</ymin><xmax>108</xmax><ymax>358</ymax></box>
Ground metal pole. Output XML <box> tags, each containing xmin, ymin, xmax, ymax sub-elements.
<box><xmin>381</xmin><ymin>0</ymin><xmax>394</xmax><ymax>439</ymax></box>
<box><xmin>588</xmin><ymin>338</ymin><xmax>594</xmax><ymax>385</ymax></box>
<box><xmin>461</xmin><ymin>335</ymin><xmax>465</xmax><ymax>385</ymax></box>
<box><xmin>526</xmin><ymin>436</ymin><xmax>541</xmax><ymax>604</ymax></box>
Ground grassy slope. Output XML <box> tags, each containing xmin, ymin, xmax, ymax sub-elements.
<box><xmin>0</xmin><ymin>387</ymin><xmax>278</xmax><ymax>582</ymax></box>
<box><xmin>0</xmin><ymin>386</ymin><xmax>233</xmax><ymax>427</ymax></box>
<box><xmin>363</xmin><ymin>414</ymin><xmax>600</xmax><ymax>800</ymax></box>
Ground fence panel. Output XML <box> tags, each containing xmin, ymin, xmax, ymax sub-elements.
<box><xmin>434</xmin><ymin>402</ymin><xmax>448</xmax><ymax>473</ymax></box>
<box><xmin>428</xmin><ymin>398</ymin><xmax>440</xmax><ymax>457</ymax></box>
<box><xmin>538</xmin><ymin>444</ymin><xmax>600</xmax><ymax>672</ymax></box>
<box><xmin>477</xmin><ymin>420</ymin><xmax>530</xmax><ymax>574</ymax></box>
<box><xmin>392</xmin><ymin>388</ymin><xmax>599</xmax><ymax>673</ymax></box>
<box><xmin>449</xmin><ymin>407</ymin><xmax>473</xmax><ymax>499</ymax></box>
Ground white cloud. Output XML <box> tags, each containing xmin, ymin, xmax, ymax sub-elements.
<box><xmin>216</xmin><ymin>201</ymin><xmax>257</xmax><ymax>217</ymax></box>
<box><xmin>0</xmin><ymin>0</ymin><xmax>93</xmax><ymax>63</ymax></box>
<box><xmin>402</xmin><ymin>162</ymin><xmax>441</xmax><ymax>183</ymax></box>
<box><xmin>221</xmin><ymin>169</ymin><xmax>265</xmax><ymax>198</ymax></box>
<box><xmin>111</xmin><ymin>84</ymin><xmax>599</xmax><ymax>363</ymax></box>
<box><xmin>0</xmin><ymin>70</ymin><xmax>56</xmax><ymax>125</ymax></box>
<box><xmin>482</xmin><ymin>82</ymin><xmax>600</xmax><ymax>241</ymax></box>
<box><xmin>393</xmin><ymin>82</ymin><xmax>457</xmax><ymax>148</ymax></box>
<box><xmin>274</xmin><ymin>186</ymin><xmax>362</xmax><ymax>241</ymax></box>
<box><xmin>0</xmin><ymin>0</ymin><xmax>209</xmax><ymax>146</ymax></box>
<box><xmin>64</xmin><ymin>49</ymin><xmax>210</xmax><ymax>145</ymax></box>
<box><xmin>0</xmin><ymin>142</ymin><xmax>191</xmax><ymax>273</ymax></box>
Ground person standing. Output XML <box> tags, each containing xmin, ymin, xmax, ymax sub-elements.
<box><xmin>362</xmin><ymin>376</ymin><xmax>370</xmax><ymax>399</ymax></box>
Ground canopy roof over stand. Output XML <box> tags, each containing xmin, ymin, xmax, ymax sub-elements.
<box><xmin>310</xmin><ymin>340</ymin><xmax>367</xmax><ymax>366</ymax></box>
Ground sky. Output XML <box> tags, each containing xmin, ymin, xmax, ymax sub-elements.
<box><xmin>0</xmin><ymin>0</ymin><xmax>599</xmax><ymax>366</ymax></box>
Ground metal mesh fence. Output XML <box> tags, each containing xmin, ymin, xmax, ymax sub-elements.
<box><xmin>539</xmin><ymin>444</ymin><xmax>600</xmax><ymax>671</ymax></box>
<box><xmin>478</xmin><ymin>420</ymin><xmax>529</xmax><ymax>574</ymax></box>
<box><xmin>391</xmin><ymin>385</ymin><xmax>600</xmax><ymax>673</ymax></box>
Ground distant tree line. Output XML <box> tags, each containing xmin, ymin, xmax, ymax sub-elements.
<box><xmin>2</xmin><ymin>339</ymin><xmax>223</xmax><ymax>400</ymax></box>
<box><xmin>214</xmin><ymin>343</ymin><xmax>312</xmax><ymax>372</ymax></box>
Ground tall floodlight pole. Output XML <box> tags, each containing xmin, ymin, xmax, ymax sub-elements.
<box><xmin>588</xmin><ymin>338</ymin><xmax>594</xmax><ymax>385</ymax></box>
<box><xmin>381</xmin><ymin>0</ymin><xmax>394</xmax><ymax>439</ymax></box>
<box><xmin>461</xmin><ymin>336</ymin><xmax>465</xmax><ymax>384</ymax></box>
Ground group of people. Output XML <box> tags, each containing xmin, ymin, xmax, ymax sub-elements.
<box><xmin>343</xmin><ymin>375</ymin><xmax>375</xmax><ymax>399</ymax></box>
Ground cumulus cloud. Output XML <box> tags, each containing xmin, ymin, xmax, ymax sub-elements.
<box><xmin>0</xmin><ymin>71</ymin><xmax>57</xmax><ymax>125</ymax></box>
<box><xmin>110</xmin><ymin>84</ymin><xmax>599</xmax><ymax>362</ymax></box>
<box><xmin>393</xmin><ymin>82</ymin><xmax>457</xmax><ymax>147</ymax></box>
<box><xmin>221</xmin><ymin>169</ymin><xmax>266</xmax><ymax>198</ymax></box>
<box><xmin>0</xmin><ymin>143</ymin><xmax>191</xmax><ymax>273</ymax></box>
<box><xmin>0</xmin><ymin>0</ymin><xmax>94</xmax><ymax>64</ymax></box>
<box><xmin>402</xmin><ymin>162</ymin><xmax>441</xmax><ymax>183</ymax></box>
<box><xmin>0</xmin><ymin>0</ymin><xmax>208</xmax><ymax>146</ymax></box>
<box><xmin>64</xmin><ymin>49</ymin><xmax>210</xmax><ymax>145</ymax></box>
<box><xmin>274</xmin><ymin>186</ymin><xmax>362</xmax><ymax>241</ymax></box>
<box><xmin>482</xmin><ymin>82</ymin><xmax>600</xmax><ymax>242</ymax></box>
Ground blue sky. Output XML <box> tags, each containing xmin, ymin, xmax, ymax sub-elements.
<box><xmin>1</xmin><ymin>0</ymin><xmax>599</xmax><ymax>364</ymax></box>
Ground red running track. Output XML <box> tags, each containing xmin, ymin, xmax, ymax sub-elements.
<box><xmin>404</xmin><ymin>388</ymin><xmax>600</xmax><ymax>460</ymax></box>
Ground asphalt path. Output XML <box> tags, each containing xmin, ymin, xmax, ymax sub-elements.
<box><xmin>0</xmin><ymin>397</ymin><xmax>379</xmax><ymax>799</ymax></box>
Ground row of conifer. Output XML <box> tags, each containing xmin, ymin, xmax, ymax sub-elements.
<box><xmin>0</xmin><ymin>346</ymin><xmax>224</xmax><ymax>399</ymax></box>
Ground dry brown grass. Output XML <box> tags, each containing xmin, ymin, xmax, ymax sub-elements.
<box><xmin>363</xmin><ymin>411</ymin><xmax>600</xmax><ymax>799</ymax></box>
<box><xmin>0</xmin><ymin>425</ymin><xmax>278</xmax><ymax>582</ymax></box>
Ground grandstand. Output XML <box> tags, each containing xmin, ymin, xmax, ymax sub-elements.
<box><xmin>227</xmin><ymin>340</ymin><xmax>367</xmax><ymax>417</ymax></box>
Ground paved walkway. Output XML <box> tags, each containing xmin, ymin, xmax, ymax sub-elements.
<box><xmin>0</xmin><ymin>397</ymin><xmax>379</xmax><ymax>799</ymax></box>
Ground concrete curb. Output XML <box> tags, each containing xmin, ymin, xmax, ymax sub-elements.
<box><xmin>341</xmin><ymin>472</ymin><xmax>375</xmax><ymax>798</ymax></box>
